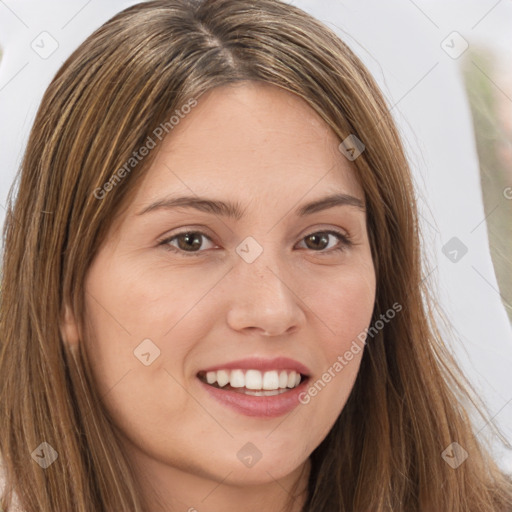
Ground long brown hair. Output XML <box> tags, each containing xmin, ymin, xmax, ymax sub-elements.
<box><xmin>1</xmin><ymin>0</ymin><xmax>511</xmax><ymax>510</ymax></box>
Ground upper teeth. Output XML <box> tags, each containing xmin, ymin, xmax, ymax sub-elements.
<box><xmin>204</xmin><ymin>369</ymin><xmax>302</xmax><ymax>390</ymax></box>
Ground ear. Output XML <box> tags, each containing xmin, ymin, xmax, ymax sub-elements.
<box><xmin>60</xmin><ymin>302</ymin><xmax>80</xmax><ymax>348</ymax></box>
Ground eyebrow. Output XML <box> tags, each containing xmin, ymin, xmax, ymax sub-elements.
<box><xmin>136</xmin><ymin>193</ymin><xmax>365</xmax><ymax>219</ymax></box>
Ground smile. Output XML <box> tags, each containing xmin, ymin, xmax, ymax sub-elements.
<box><xmin>196</xmin><ymin>357</ymin><xmax>311</xmax><ymax>417</ymax></box>
<box><xmin>197</xmin><ymin>369</ymin><xmax>303</xmax><ymax>396</ymax></box>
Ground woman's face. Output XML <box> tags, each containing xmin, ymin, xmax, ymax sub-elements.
<box><xmin>78</xmin><ymin>82</ymin><xmax>375</xmax><ymax>493</ymax></box>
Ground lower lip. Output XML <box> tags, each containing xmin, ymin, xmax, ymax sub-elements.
<box><xmin>198</xmin><ymin>378</ymin><xmax>309</xmax><ymax>418</ymax></box>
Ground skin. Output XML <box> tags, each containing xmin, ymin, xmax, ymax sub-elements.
<box><xmin>62</xmin><ymin>81</ymin><xmax>376</xmax><ymax>512</ymax></box>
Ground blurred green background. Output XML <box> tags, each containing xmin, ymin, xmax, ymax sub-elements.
<box><xmin>462</xmin><ymin>47</ymin><xmax>512</xmax><ymax>324</ymax></box>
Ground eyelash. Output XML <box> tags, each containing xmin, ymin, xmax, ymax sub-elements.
<box><xmin>158</xmin><ymin>229</ymin><xmax>354</xmax><ymax>257</ymax></box>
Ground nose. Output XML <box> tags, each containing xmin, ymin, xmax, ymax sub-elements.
<box><xmin>225</xmin><ymin>256</ymin><xmax>306</xmax><ymax>337</ymax></box>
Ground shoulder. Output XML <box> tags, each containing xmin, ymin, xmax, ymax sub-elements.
<box><xmin>0</xmin><ymin>461</ymin><xmax>24</xmax><ymax>512</ymax></box>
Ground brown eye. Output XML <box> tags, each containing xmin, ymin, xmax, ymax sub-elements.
<box><xmin>298</xmin><ymin>231</ymin><xmax>352</xmax><ymax>252</ymax></box>
<box><xmin>160</xmin><ymin>231</ymin><xmax>215</xmax><ymax>254</ymax></box>
<box><xmin>304</xmin><ymin>233</ymin><xmax>330</xmax><ymax>250</ymax></box>
<box><xmin>175</xmin><ymin>232</ymin><xmax>203</xmax><ymax>251</ymax></box>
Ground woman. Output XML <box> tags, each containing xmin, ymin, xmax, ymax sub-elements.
<box><xmin>0</xmin><ymin>0</ymin><xmax>511</xmax><ymax>510</ymax></box>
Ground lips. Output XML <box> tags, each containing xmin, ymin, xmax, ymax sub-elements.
<box><xmin>196</xmin><ymin>357</ymin><xmax>310</xmax><ymax>417</ymax></box>
<box><xmin>199</xmin><ymin>356</ymin><xmax>310</xmax><ymax>375</ymax></box>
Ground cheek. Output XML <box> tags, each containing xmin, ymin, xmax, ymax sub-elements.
<box><xmin>292</xmin><ymin>259</ymin><xmax>375</xmax><ymax>443</ymax></box>
<box><xmin>301</xmin><ymin>256</ymin><xmax>376</xmax><ymax>350</ymax></box>
<box><xmin>81</xmin><ymin>253</ymin><xmax>223</xmax><ymax>397</ymax></box>
<box><xmin>81</xmin><ymin>259</ymin><xmax>197</xmax><ymax>436</ymax></box>
<box><xmin>83</xmin><ymin>253</ymin><xmax>198</xmax><ymax>343</ymax></box>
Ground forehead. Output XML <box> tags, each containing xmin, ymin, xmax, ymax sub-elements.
<box><xmin>129</xmin><ymin>81</ymin><xmax>364</xmax><ymax>215</ymax></box>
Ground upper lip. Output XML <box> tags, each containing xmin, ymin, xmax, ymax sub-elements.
<box><xmin>198</xmin><ymin>357</ymin><xmax>310</xmax><ymax>376</ymax></box>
